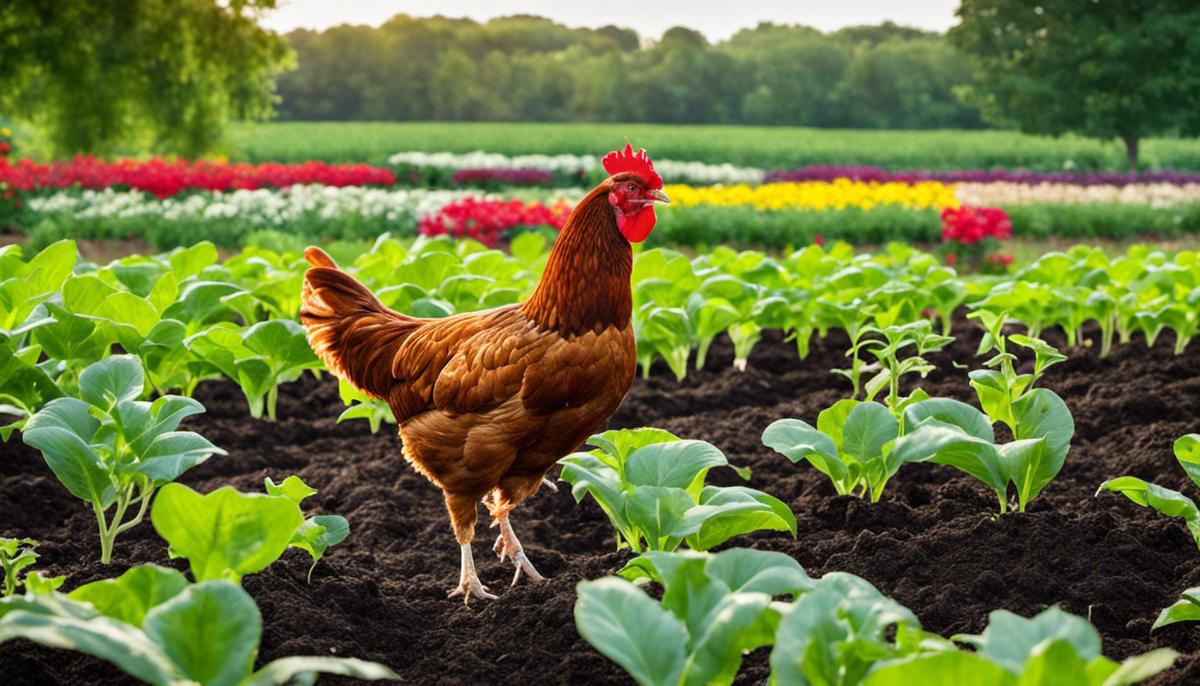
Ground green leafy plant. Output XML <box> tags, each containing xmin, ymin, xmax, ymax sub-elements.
<box><xmin>863</xmin><ymin>607</ymin><xmax>1176</xmax><ymax>686</ymax></box>
<box><xmin>769</xmin><ymin>572</ymin><xmax>938</xmax><ymax>685</ymax></box>
<box><xmin>264</xmin><ymin>476</ymin><xmax>351</xmax><ymax>582</ymax></box>
<box><xmin>0</xmin><ymin>537</ymin><xmax>41</xmax><ymax>596</ymax></box>
<box><xmin>186</xmin><ymin>319</ymin><xmax>322</xmax><ymax>420</ymax></box>
<box><xmin>763</xmin><ymin>400</ymin><xmax>903</xmax><ymax>502</ymax></box>
<box><xmin>151</xmin><ymin>476</ymin><xmax>348</xmax><ymax>584</ymax></box>
<box><xmin>150</xmin><ymin>482</ymin><xmax>303</xmax><ymax>584</ymax></box>
<box><xmin>559</xmin><ymin>428</ymin><xmax>795</xmax><ymax>553</ymax></box>
<box><xmin>335</xmin><ymin>380</ymin><xmax>395</xmax><ymax>434</ymax></box>
<box><xmin>818</xmin><ymin>299</ymin><xmax>877</xmax><ymax>399</ymax></box>
<box><xmin>21</xmin><ymin>356</ymin><xmax>226</xmax><ymax>563</ymax></box>
<box><xmin>576</xmin><ymin>548</ymin><xmax>812</xmax><ymax>686</ymax></box>
<box><xmin>635</xmin><ymin>305</ymin><xmax>694</xmax><ymax>381</ymax></box>
<box><xmin>859</xmin><ymin>320</ymin><xmax>954</xmax><ymax>417</ymax></box>
<box><xmin>1098</xmin><ymin>434</ymin><xmax>1200</xmax><ymax>629</ymax></box>
<box><xmin>889</xmin><ymin>316</ymin><xmax>1074</xmax><ymax>514</ymax></box>
<box><xmin>0</xmin><ymin>565</ymin><xmax>397</xmax><ymax>686</ymax></box>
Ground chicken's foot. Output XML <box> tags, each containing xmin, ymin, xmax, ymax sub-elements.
<box><xmin>448</xmin><ymin>542</ymin><xmax>497</xmax><ymax>605</ymax></box>
<box><xmin>492</xmin><ymin>514</ymin><xmax>545</xmax><ymax>586</ymax></box>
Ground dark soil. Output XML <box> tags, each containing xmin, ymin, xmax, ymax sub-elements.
<box><xmin>2</xmin><ymin>322</ymin><xmax>1199</xmax><ymax>685</ymax></box>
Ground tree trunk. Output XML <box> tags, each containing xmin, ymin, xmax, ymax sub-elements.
<box><xmin>1123</xmin><ymin>136</ymin><xmax>1140</xmax><ymax>172</ymax></box>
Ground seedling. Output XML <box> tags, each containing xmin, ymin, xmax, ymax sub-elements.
<box><xmin>1098</xmin><ymin>434</ymin><xmax>1200</xmax><ymax>629</ymax></box>
<box><xmin>21</xmin><ymin>356</ymin><xmax>225</xmax><ymax>563</ymax></box>
<box><xmin>0</xmin><ymin>565</ymin><xmax>396</xmax><ymax>685</ymax></box>
<box><xmin>560</xmin><ymin>428</ymin><xmax>794</xmax><ymax>553</ymax></box>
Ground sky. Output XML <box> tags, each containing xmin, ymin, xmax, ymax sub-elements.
<box><xmin>259</xmin><ymin>1</ymin><xmax>962</xmax><ymax>40</ymax></box>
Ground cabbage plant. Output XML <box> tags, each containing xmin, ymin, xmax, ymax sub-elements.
<box><xmin>1098</xmin><ymin>434</ymin><xmax>1200</xmax><ymax>629</ymax></box>
<box><xmin>559</xmin><ymin>428</ymin><xmax>795</xmax><ymax>553</ymax></box>
<box><xmin>0</xmin><ymin>565</ymin><xmax>396</xmax><ymax>686</ymax></box>
<box><xmin>21</xmin><ymin>356</ymin><xmax>225</xmax><ymax>563</ymax></box>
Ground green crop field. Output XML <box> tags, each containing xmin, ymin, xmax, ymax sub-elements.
<box><xmin>227</xmin><ymin>121</ymin><xmax>1200</xmax><ymax>171</ymax></box>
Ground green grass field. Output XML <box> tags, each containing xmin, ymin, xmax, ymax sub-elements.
<box><xmin>227</xmin><ymin>121</ymin><xmax>1200</xmax><ymax>171</ymax></box>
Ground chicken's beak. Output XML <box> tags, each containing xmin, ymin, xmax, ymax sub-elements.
<box><xmin>648</xmin><ymin>188</ymin><xmax>671</xmax><ymax>205</ymax></box>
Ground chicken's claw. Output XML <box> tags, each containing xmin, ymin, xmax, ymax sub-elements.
<box><xmin>495</xmin><ymin>513</ymin><xmax>546</xmax><ymax>586</ymax></box>
<box><xmin>540</xmin><ymin>477</ymin><xmax>559</xmax><ymax>493</ymax></box>
<box><xmin>450</xmin><ymin>542</ymin><xmax>498</xmax><ymax>606</ymax></box>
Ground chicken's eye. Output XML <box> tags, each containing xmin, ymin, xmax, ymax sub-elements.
<box><xmin>625</xmin><ymin>183</ymin><xmax>637</xmax><ymax>192</ymax></box>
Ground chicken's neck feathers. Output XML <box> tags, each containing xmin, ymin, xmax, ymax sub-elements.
<box><xmin>521</xmin><ymin>186</ymin><xmax>633</xmax><ymax>336</ymax></box>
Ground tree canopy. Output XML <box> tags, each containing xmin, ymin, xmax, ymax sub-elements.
<box><xmin>950</xmin><ymin>0</ymin><xmax>1200</xmax><ymax>168</ymax></box>
<box><xmin>0</xmin><ymin>0</ymin><xmax>293</xmax><ymax>157</ymax></box>
<box><xmin>273</xmin><ymin>16</ymin><xmax>985</xmax><ymax>130</ymax></box>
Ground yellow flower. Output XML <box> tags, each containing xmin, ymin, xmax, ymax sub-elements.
<box><xmin>0</xmin><ymin>128</ymin><xmax>9</xmax><ymax>138</ymax></box>
<box><xmin>663</xmin><ymin>180</ymin><xmax>959</xmax><ymax>212</ymax></box>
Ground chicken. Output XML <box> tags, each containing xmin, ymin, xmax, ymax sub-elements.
<box><xmin>299</xmin><ymin>144</ymin><xmax>669</xmax><ymax>603</ymax></box>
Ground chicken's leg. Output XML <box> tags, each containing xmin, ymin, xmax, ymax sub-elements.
<box><xmin>448</xmin><ymin>542</ymin><xmax>497</xmax><ymax>604</ymax></box>
<box><xmin>492</xmin><ymin>513</ymin><xmax>545</xmax><ymax>586</ymax></box>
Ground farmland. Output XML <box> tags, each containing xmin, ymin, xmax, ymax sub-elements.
<box><xmin>226</xmin><ymin>122</ymin><xmax>1200</xmax><ymax>171</ymax></box>
<box><xmin>0</xmin><ymin>225</ymin><xmax>1198</xmax><ymax>683</ymax></box>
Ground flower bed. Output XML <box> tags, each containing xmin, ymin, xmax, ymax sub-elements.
<box><xmin>0</xmin><ymin>156</ymin><xmax>395</xmax><ymax>197</ymax></box>
<box><xmin>766</xmin><ymin>164</ymin><xmax>1200</xmax><ymax>186</ymax></box>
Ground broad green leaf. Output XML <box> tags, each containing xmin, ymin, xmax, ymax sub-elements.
<box><xmin>684</xmin><ymin>593</ymin><xmax>776</xmax><ymax>686</ymax></box>
<box><xmin>242</xmin><ymin>657</ymin><xmax>398</xmax><ymax>686</ymax></box>
<box><xmin>903</xmin><ymin>398</ymin><xmax>994</xmax><ymax>441</ymax></box>
<box><xmin>150</xmin><ymin>484</ymin><xmax>304</xmax><ymax>583</ymax></box>
<box><xmin>69</xmin><ymin>565</ymin><xmax>189</xmax><ymax>627</ymax></box>
<box><xmin>1098</xmin><ymin>649</ymin><xmax>1178</xmax><ymax>685</ymax></box>
<box><xmin>842</xmin><ymin>401</ymin><xmax>897</xmax><ymax>463</ymax></box>
<box><xmin>762</xmin><ymin>419</ymin><xmax>848</xmax><ymax>485</ymax></box>
<box><xmin>0</xmin><ymin>594</ymin><xmax>180</xmax><ymax>685</ymax></box>
<box><xmin>133</xmin><ymin>432</ymin><xmax>226</xmax><ymax>484</ymax></box>
<box><xmin>143</xmin><ymin>581</ymin><xmax>260</xmax><ymax>686</ymax></box>
<box><xmin>291</xmin><ymin>515</ymin><xmax>350</xmax><ymax>581</ymax></box>
<box><xmin>998</xmin><ymin>439</ymin><xmax>1051</xmax><ymax>511</ymax></box>
<box><xmin>704</xmin><ymin>548</ymin><xmax>812</xmax><ymax>597</ymax></box>
<box><xmin>1012</xmin><ymin>389</ymin><xmax>1074</xmax><ymax>489</ymax></box>
<box><xmin>1096</xmin><ymin>477</ymin><xmax>1200</xmax><ymax>548</ymax></box>
<box><xmin>22</xmin><ymin>416</ymin><xmax>112</xmax><ymax>507</ymax></box>
<box><xmin>625</xmin><ymin>487</ymin><xmax>696</xmax><ymax>551</ymax></box>
<box><xmin>575</xmin><ymin>577</ymin><xmax>688</xmax><ymax>686</ymax></box>
<box><xmin>1017</xmin><ymin>639</ymin><xmax>1090</xmax><ymax>685</ymax></box>
<box><xmin>263</xmin><ymin>475</ymin><xmax>318</xmax><ymax>506</ymax></box>
<box><xmin>970</xmin><ymin>369</ymin><xmax>1015</xmax><ymax>430</ymax></box>
<box><xmin>1175</xmin><ymin>435</ymin><xmax>1200</xmax><ymax>491</ymax></box>
<box><xmin>625</xmin><ymin>440</ymin><xmax>728</xmax><ymax>491</ymax></box>
<box><xmin>689</xmin><ymin>486</ymin><xmax>797</xmax><ymax>551</ymax></box>
<box><xmin>891</xmin><ymin>422</ymin><xmax>1006</xmax><ymax>501</ymax></box>
<box><xmin>587</xmin><ymin>427</ymin><xmax>681</xmax><ymax>468</ymax></box>
<box><xmin>1153</xmin><ymin>587</ymin><xmax>1200</xmax><ymax>630</ymax></box>
<box><xmin>770</xmin><ymin>573</ymin><xmax>920</xmax><ymax>686</ymax></box>
<box><xmin>79</xmin><ymin>355</ymin><xmax>145</xmax><ymax>408</ymax></box>
<box><xmin>954</xmin><ymin>607</ymin><xmax>1102</xmax><ymax>675</ymax></box>
<box><xmin>863</xmin><ymin>651</ymin><xmax>1015</xmax><ymax>686</ymax></box>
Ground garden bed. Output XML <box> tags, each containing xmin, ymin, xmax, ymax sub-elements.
<box><xmin>2</xmin><ymin>322</ymin><xmax>1199</xmax><ymax>685</ymax></box>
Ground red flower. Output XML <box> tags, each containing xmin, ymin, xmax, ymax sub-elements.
<box><xmin>0</xmin><ymin>156</ymin><xmax>396</xmax><ymax>197</ymax></box>
<box><xmin>940</xmin><ymin>205</ymin><xmax>1011</xmax><ymax>245</ymax></box>
<box><xmin>945</xmin><ymin>253</ymin><xmax>958</xmax><ymax>267</ymax></box>
<box><xmin>418</xmin><ymin>197</ymin><xmax>573</xmax><ymax>247</ymax></box>
<box><xmin>813</xmin><ymin>234</ymin><xmax>825</xmax><ymax>246</ymax></box>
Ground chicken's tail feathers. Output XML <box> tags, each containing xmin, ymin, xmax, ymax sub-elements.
<box><xmin>300</xmin><ymin>265</ymin><xmax>417</xmax><ymax>399</ymax></box>
<box><xmin>304</xmin><ymin>246</ymin><xmax>338</xmax><ymax>269</ymax></box>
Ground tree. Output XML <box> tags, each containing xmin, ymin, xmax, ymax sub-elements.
<box><xmin>0</xmin><ymin>0</ymin><xmax>292</xmax><ymax>157</ymax></box>
<box><xmin>950</xmin><ymin>0</ymin><xmax>1200</xmax><ymax>169</ymax></box>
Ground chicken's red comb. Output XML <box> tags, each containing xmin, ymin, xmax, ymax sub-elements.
<box><xmin>602</xmin><ymin>143</ymin><xmax>663</xmax><ymax>189</ymax></box>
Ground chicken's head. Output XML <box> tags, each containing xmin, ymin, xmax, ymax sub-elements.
<box><xmin>603</xmin><ymin>143</ymin><xmax>670</xmax><ymax>243</ymax></box>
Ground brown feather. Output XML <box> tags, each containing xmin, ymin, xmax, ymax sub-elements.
<box><xmin>298</xmin><ymin>177</ymin><xmax>638</xmax><ymax>546</ymax></box>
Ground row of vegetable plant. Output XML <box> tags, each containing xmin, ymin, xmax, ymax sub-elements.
<box><xmin>2</xmin><ymin>236</ymin><xmax>1195</xmax><ymax>442</ymax></box>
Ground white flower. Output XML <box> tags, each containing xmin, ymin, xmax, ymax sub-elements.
<box><xmin>385</xmin><ymin>150</ymin><xmax>765</xmax><ymax>185</ymax></box>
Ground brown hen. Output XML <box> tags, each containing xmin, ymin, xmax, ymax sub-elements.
<box><xmin>299</xmin><ymin>145</ymin><xmax>669</xmax><ymax>602</ymax></box>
